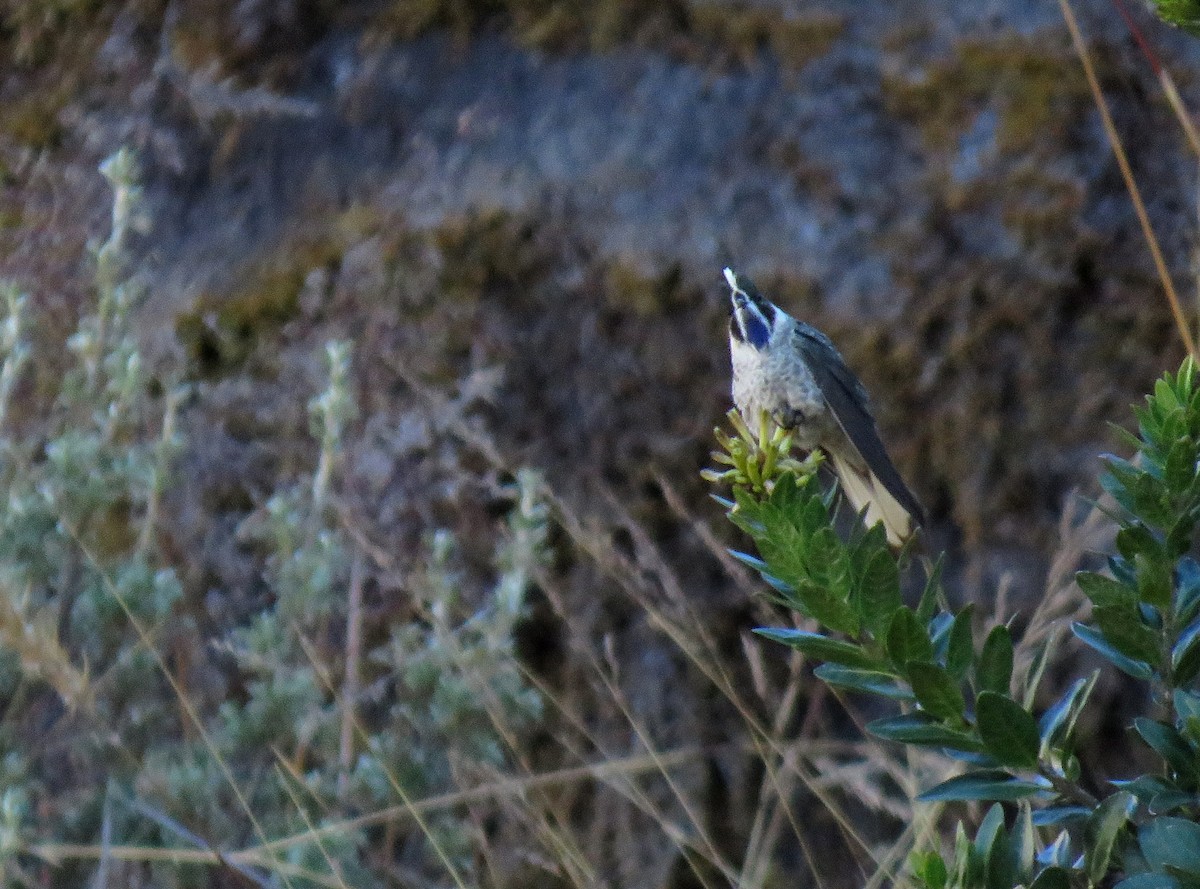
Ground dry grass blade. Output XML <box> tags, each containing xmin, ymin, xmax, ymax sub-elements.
<box><xmin>1016</xmin><ymin>492</ymin><xmax>1112</xmax><ymax>695</ymax></box>
<box><xmin>120</xmin><ymin>795</ymin><xmax>270</xmax><ymax>887</ymax></box>
<box><xmin>511</xmin><ymin>658</ymin><xmax>727</xmax><ymax>889</ymax></box>
<box><xmin>272</xmin><ymin>756</ymin><xmax>352</xmax><ymax>889</ymax></box>
<box><xmin>1059</xmin><ymin>0</ymin><xmax>1198</xmax><ymax>358</ymax></box>
<box><xmin>29</xmin><ymin>843</ymin><xmax>346</xmax><ymax>887</ymax></box>
<box><xmin>1112</xmin><ymin>0</ymin><xmax>1200</xmax><ymax>158</ymax></box>
<box><xmin>0</xmin><ymin>583</ymin><xmax>88</xmax><ymax>709</ymax></box>
<box><xmin>55</xmin><ymin>520</ymin><xmax>298</xmax><ymax>889</ymax></box>
<box><xmin>291</xmin><ymin>633</ymin><xmax>473</xmax><ymax>889</ymax></box>
<box><xmin>244</xmin><ymin>745</ymin><xmax>714</xmax><ymax>856</ymax></box>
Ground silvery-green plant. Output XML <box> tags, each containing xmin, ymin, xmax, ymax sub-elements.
<box><xmin>0</xmin><ymin>149</ymin><xmax>547</xmax><ymax>887</ymax></box>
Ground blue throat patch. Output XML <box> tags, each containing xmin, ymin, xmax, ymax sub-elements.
<box><xmin>744</xmin><ymin>312</ymin><xmax>771</xmax><ymax>349</ymax></box>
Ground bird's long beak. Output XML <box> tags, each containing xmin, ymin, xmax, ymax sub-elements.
<box><xmin>723</xmin><ymin>266</ymin><xmax>775</xmax><ymax>349</ymax></box>
<box><xmin>724</xmin><ymin>267</ymin><xmax>751</xmax><ymax>337</ymax></box>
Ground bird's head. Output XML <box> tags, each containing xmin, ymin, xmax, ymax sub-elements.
<box><xmin>724</xmin><ymin>267</ymin><xmax>777</xmax><ymax>350</ymax></box>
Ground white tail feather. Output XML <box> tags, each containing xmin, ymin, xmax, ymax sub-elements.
<box><xmin>829</xmin><ymin>451</ymin><xmax>915</xmax><ymax>547</ymax></box>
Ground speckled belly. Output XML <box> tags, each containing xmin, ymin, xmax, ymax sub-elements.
<box><xmin>730</xmin><ymin>341</ymin><xmax>829</xmax><ymax>450</ymax></box>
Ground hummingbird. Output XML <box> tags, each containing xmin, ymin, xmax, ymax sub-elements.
<box><xmin>724</xmin><ymin>267</ymin><xmax>924</xmax><ymax>546</ymax></box>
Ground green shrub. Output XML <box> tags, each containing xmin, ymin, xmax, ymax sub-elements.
<box><xmin>710</xmin><ymin>357</ymin><xmax>1200</xmax><ymax>888</ymax></box>
<box><xmin>1150</xmin><ymin>0</ymin><xmax>1200</xmax><ymax>36</ymax></box>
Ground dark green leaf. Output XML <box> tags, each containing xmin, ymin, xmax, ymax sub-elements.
<box><xmin>982</xmin><ymin>808</ymin><xmax>1016</xmax><ymax>889</ymax></box>
<box><xmin>710</xmin><ymin>493</ymin><xmax>735</xmax><ymax>511</ymax></box>
<box><xmin>806</xmin><ymin>526</ymin><xmax>852</xmax><ymax>601</ymax></box>
<box><xmin>1101</xmin><ymin>465</ymin><xmax>1139</xmax><ymax>516</ymax></box>
<box><xmin>855</xmin><ymin>547</ymin><xmax>902</xmax><ymax>639</ymax></box>
<box><xmin>1040</xmin><ymin>831</ymin><xmax>1073</xmax><ymax>868</ymax></box>
<box><xmin>1013</xmin><ymin>803</ymin><xmax>1035</xmax><ymax>885</ymax></box>
<box><xmin>1105</xmin><ymin>453</ymin><xmax>1143</xmax><ymax>490</ymax></box>
<box><xmin>1135</xmin><ymin>718</ymin><xmax>1200</xmax><ymax>785</ymax></box>
<box><xmin>1173</xmin><ymin>618</ymin><xmax>1200</xmax><ymax>686</ymax></box>
<box><xmin>1140</xmin><ymin>601</ymin><xmax>1165</xmax><ymax>629</ymax></box>
<box><xmin>727</xmin><ymin>549</ymin><xmax>769</xmax><ymax>573</ymax></box>
<box><xmin>1177</xmin><ymin>691</ymin><xmax>1200</xmax><ymax>748</ymax></box>
<box><xmin>741</xmin><ymin>480</ymin><xmax>848</xmax><ymax>619</ymax></box>
<box><xmin>1106</xmin><ymin>458</ymin><xmax>1176</xmax><ymax>527</ymax></box>
<box><xmin>909</xmin><ymin>850</ymin><xmax>947</xmax><ymax>889</ymax></box>
<box><xmin>1164</xmin><ymin>436</ymin><xmax>1198</xmax><ymax>494</ymax></box>
<box><xmin>929</xmin><ymin>611</ymin><xmax>954</xmax><ymax>660</ymax></box>
<box><xmin>941</xmin><ymin>748</ymin><xmax>1002</xmax><ymax>767</ymax></box>
<box><xmin>1072</xmin><ymin>622</ymin><xmax>1155</xmax><ymax>679</ymax></box>
<box><xmin>867</xmin><ymin>713</ymin><xmax>984</xmax><ymax>752</ymax></box>
<box><xmin>1085</xmin><ymin>791</ymin><xmax>1136</xmax><ymax>884</ymax></box>
<box><xmin>1158</xmin><ymin>374</ymin><xmax>1182</xmax><ymax>410</ymax></box>
<box><xmin>1138</xmin><ymin>551</ymin><xmax>1173</xmax><ymax>610</ymax></box>
<box><xmin>1117</xmin><ymin>523</ymin><xmax>1164</xmax><ymax>564</ymax></box>
<box><xmin>946</xmin><ymin>605</ymin><xmax>975</xmax><ymax>680</ymax></box>
<box><xmin>1092</xmin><ymin>605</ymin><xmax>1162</xmax><ymax>666</ymax></box>
<box><xmin>1062</xmin><ymin>752</ymin><xmax>1081</xmax><ymax>781</ymax></box>
<box><xmin>1168</xmin><ymin>515</ymin><xmax>1197</xmax><ymax>560</ymax></box>
<box><xmin>785</xmin><ymin>580</ymin><xmax>860</xmax><ymax>637</ymax></box>
<box><xmin>1114</xmin><ymin>875</ymin><xmax>1183</xmax><ymax>889</ymax></box>
<box><xmin>1109</xmin><ymin>419</ymin><xmax>1144</xmax><ymax>452</ymax></box>
<box><xmin>976</xmin><ymin>691</ymin><xmax>1040</xmax><ymax>768</ymax></box>
<box><xmin>728</xmin><ymin>487</ymin><xmax>766</xmax><ymax>533</ymax></box>
<box><xmin>745</xmin><ymin>505</ymin><xmax>804</xmax><ymax>575</ymax></box>
<box><xmin>1038</xmin><ymin>672</ymin><xmax>1099</xmax><ymax>749</ymax></box>
<box><xmin>1029</xmin><ymin>866</ymin><xmax>1071</xmax><ymax>889</ymax></box>
<box><xmin>1113</xmin><ymin>775</ymin><xmax>1176</xmax><ymax>804</ymax></box>
<box><xmin>1077</xmin><ymin>571</ymin><xmax>1137</xmax><ymax>609</ymax></box>
<box><xmin>751</xmin><ymin>628</ymin><xmax>881</xmax><ymax>669</ymax></box>
<box><xmin>852</xmin><ymin>519</ymin><xmax>889</xmax><ymax>551</ymax></box>
<box><xmin>1177</xmin><ymin>689</ymin><xmax>1200</xmax><ymax>722</ymax></box>
<box><xmin>763</xmin><ymin>574</ymin><xmax>798</xmax><ymax>597</ymax></box>
<box><xmin>768</xmin><ymin>471</ymin><xmax>803</xmax><ymax>510</ymax></box>
<box><xmin>974</xmin><ymin>800</ymin><xmax>1004</xmax><ymax>857</ymax></box>
<box><xmin>1139</xmin><ymin>817</ymin><xmax>1200</xmax><ymax>877</ymax></box>
<box><xmin>978</xmin><ymin>625</ymin><xmax>1014</xmax><ymax>695</ymax></box>
<box><xmin>909</xmin><ymin>661</ymin><xmax>966</xmax><ymax>722</ymax></box>
<box><xmin>1176</xmin><ymin>360</ymin><xmax>1194</xmax><ymax>400</ymax></box>
<box><xmin>814</xmin><ymin>664</ymin><xmax>913</xmax><ymax>700</ymax></box>
<box><xmin>1177</xmin><ymin>558</ymin><xmax>1200</xmax><ymax>626</ymax></box>
<box><xmin>1031</xmin><ymin>807</ymin><xmax>1091</xmax><ymax>827</ymax></box>
<box><xmin>952</xmin><ymin>822</ymin><xmax>979</xmax><ymax>888</ymax></box>
<box><xmin>886</xmin><ymin>607</ymin><xmax>933</xmax><ymax>674</ymax></box>
<box><xmin>1112</xmin><ymin>554</ymin><xmax>1137</xmax><ymax>587</ymax></box>
<box><xmin>979</xmin><ymin>801</ymin><xmax>1017</xmax><ymax>887</ymax></box>
<box><xmin>1149</xmin><ymin>791</ymin><xmax>1198</xmax><ymax>814</ymax></box>
<box><xmin>917</xmin><ymin>769</ymin><xmax>1052</xmax><ymax>802</ymax></box>
<box><xmin>1181</xmin><ymin>721</ymin><xmax>1200</xmax><ymax>752</ymax></box>
<box><xmin>797</xmin><ymin>480</ymin><xmax>832</xmax><ymax>534</ymax></box>
<box><xmin>917</xmin><ymin>553</ymin><xmax>944</xmax><ymax>624</ymax></box>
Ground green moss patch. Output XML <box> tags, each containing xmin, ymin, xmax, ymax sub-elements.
<box><xmin>882</xmin><ymin>34</ymin><xmax>1093</xmax><ymax>154</ymax></box>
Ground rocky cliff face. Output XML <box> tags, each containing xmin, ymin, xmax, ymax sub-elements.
<box><xmin>1</xmin><ymin>0</ymin><xmax>1197</xmax><ymax>883</ymax></box>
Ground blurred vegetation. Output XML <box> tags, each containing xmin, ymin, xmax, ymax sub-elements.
<box><xmin>0</xmin><ymin>150</ymin><xmax>546</xmax><ymax>886</ymax></box>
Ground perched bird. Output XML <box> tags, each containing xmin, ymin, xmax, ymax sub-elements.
<box><xmin>724</xmin><ymin>267</ymin><xmax>924</xmax><ymax>546</ymax></box>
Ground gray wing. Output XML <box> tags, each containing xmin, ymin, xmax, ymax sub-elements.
<box><xmin>793</xmin><ymin>324</ymin><xmax>925</xmax><ymax>525</ymax></box>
